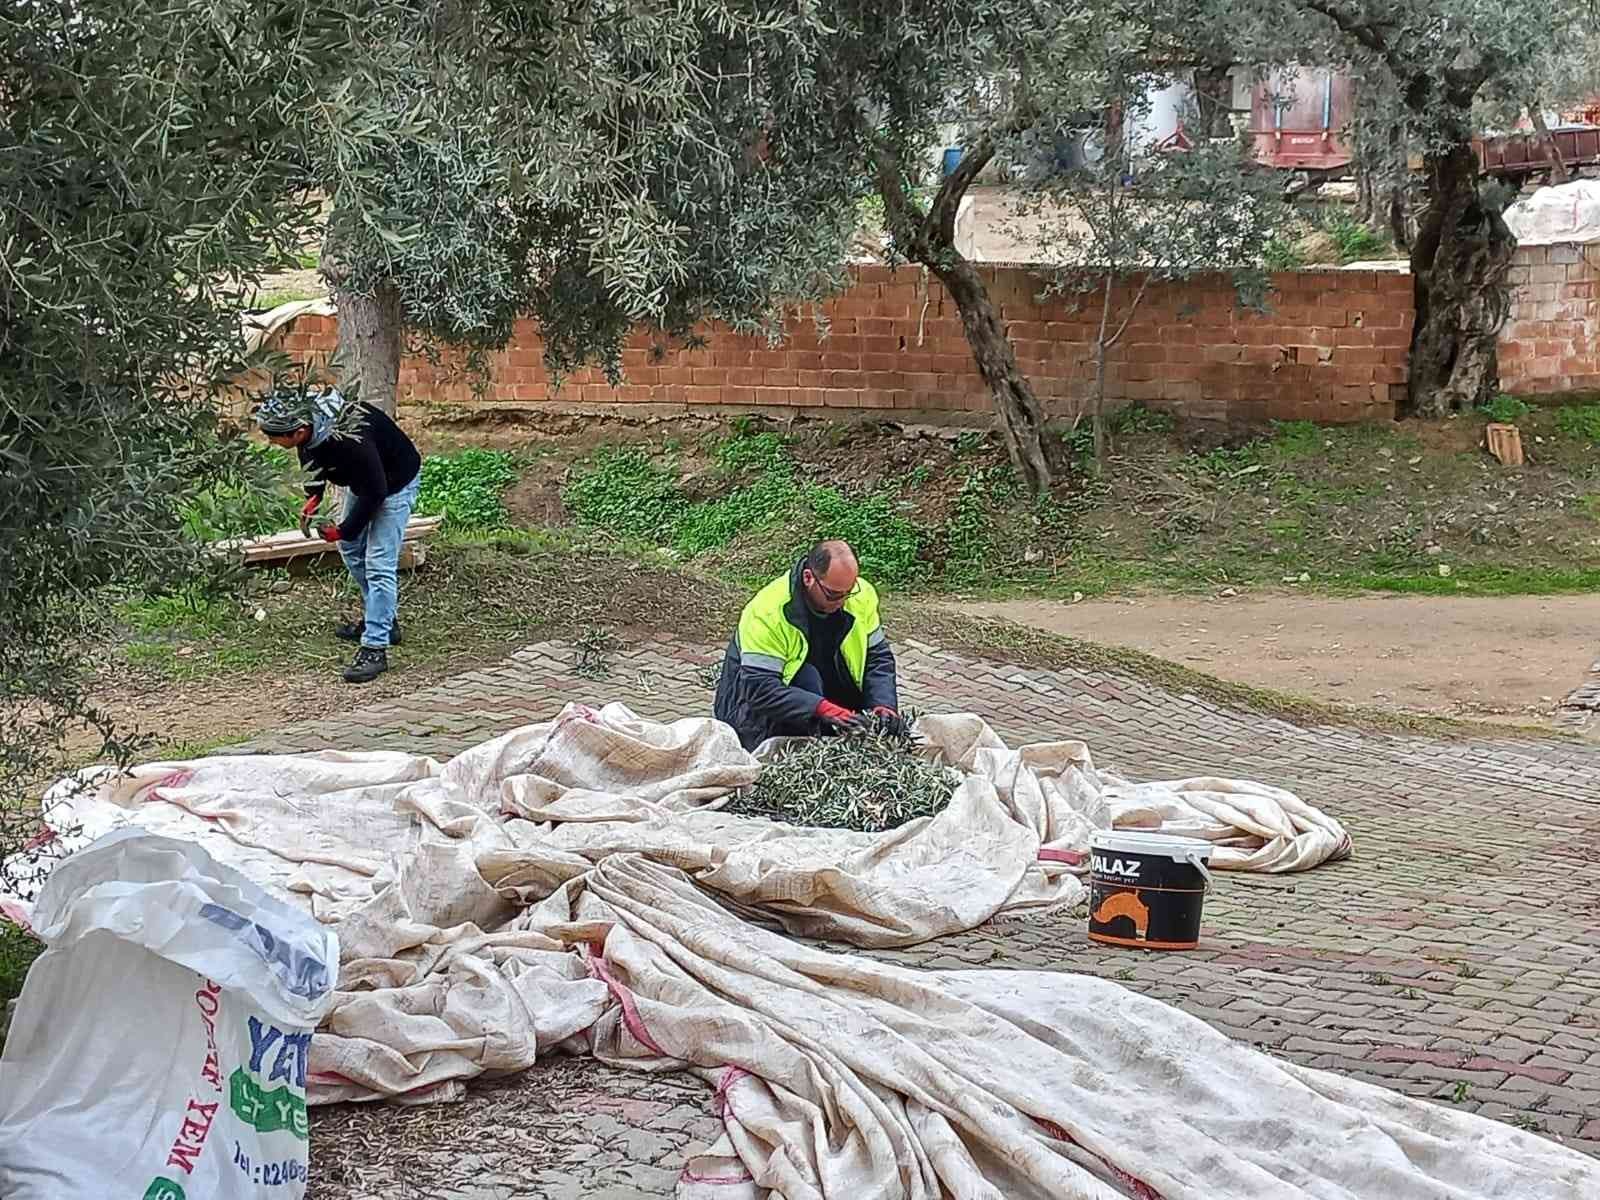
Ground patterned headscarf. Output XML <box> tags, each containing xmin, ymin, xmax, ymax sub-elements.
<box><xmin>253</xmin><ymin>386</ymin><xmax>345</xmax><ymax>446</ymax></box>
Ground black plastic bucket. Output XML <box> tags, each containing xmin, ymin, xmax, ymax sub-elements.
<box><xmin>1087</xmin><ymin>830</ymin><xmax>1214</xmax><ymax>951</ymax></box>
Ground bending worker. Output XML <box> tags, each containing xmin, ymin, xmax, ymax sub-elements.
<box><xmin>713</xmin><ymin>539</ymin><xmax>900</xmax><ymax>749</ymax></box>
<box><xmin>255</xmin><ymin>386</ymin><xmax>422</xmax><ymax>685</ymax></box>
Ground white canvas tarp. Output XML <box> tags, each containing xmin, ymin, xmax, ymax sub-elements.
<box><xmin>8</xmin><ymin>705</ymin><xmax>1585</xmax><ymax>1196</ymax></box>
<box><xmin>8</xmin><ymin>707</ymin><xmax>1351</xmax><ymax>954</ymax></box>
<box><xmin>586</xmin><ymin>855</ymin><xmax>1598</xmax><ymax>1200</ymax></box>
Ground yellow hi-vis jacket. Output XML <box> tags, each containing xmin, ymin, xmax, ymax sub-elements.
<box><xmin>711</xmin><ymin>558</ymin><xmax>899</xmax><ymax>749</ymax></box>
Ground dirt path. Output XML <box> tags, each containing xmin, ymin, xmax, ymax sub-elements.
<box><xmin>951</xmin><ymin>592</ymin><xmax>1600</xmax><ymax>725</ymax></box>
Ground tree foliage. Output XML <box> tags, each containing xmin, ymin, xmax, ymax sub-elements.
<box><xmin>802</xmin><ymin>0</ymin><xmax>1294</xmax><ymax>491</ymax></box>
<box><xmin>323</xmin><ymin>0</ymin><xmax>1159</xmax><ymax>493</ymax></box>
<box><xmin>0</xmin><ymin>0</ymin><xmax>368</xmax><ymax>828</ymax></box>
<box><xmin>1017</xmin><ymin>78</ymin><xmax>1285</xmax><ymax>463</ymax></box>
<box><xmin>0</xmin><ymin>0</ymin><xmax>928</xmax><ymax>870</ymax></box>
<box><xmin>1107</xmin><ymin>0</ymin><xmax>1600</xmax><ymax>415</ymax></box>
<box><xmin>1527</xmin><ymin>29</ymin><xmax>1600</xmax><ymax>121</ymax></box>
<box><xmin>316</xmin><ymin>0</ymin><xmax>866</xmax><ymax>408</ymax></box>
<box><xmin>1476</xmin><ymin>26</ymin><xmax>1600</xmax><ymax>186</ymax></box>
<box><xmin>798</xmin><ymin>0</ymin><xmax>1128</xmax><ymax>492</ymax></box>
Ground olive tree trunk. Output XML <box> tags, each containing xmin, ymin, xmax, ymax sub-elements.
<box><xmin>1407</xmin><ymin>140</ymin><xmax>1516</xmax><ymax>416</ymax></box>
<box><xmin>1298</xmin><ymin>4</ymin><xmax>1519</xmax><ymax>418</ymax></box>
<box><xmin>1526</xmin><ymin>102</ymin><xmax>1571</xmax><ymax>184</ymax></box>
<box><xmin>930</xmin><ymin>255</ymin><xmax>1053</xmax><ymax>493</ymax></box>
<box><xmin>874</xmin><ymin>134</ymin><xmax>1053</xmax><ymax>494</ymax></box>
<box><xmin>1386</xmin><ymin>123</ymin><xmax>1411</xmax><ymax>252</ymax></box>
<box><xmin>1192</xmin><ymin>63</ymin><xmax>1236</xmax><ymax>139</ymax></box>
<box><xmin>331</xmin><ymin>281</ymin><xmax>403</xmax><ymax>417</ymax></box>
<box><xmin>321</xmin><ymin>225</ymin><xmax>403</xmax><ymax>417</ymax></box>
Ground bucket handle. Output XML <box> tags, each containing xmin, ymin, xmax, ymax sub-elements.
<box><xmin>1183</xmin><ymin>851</ymin><xmax>1215</xmax><ymax>891</ymax></box>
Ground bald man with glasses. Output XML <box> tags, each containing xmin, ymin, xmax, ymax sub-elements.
<box><xmin>712</xmin><ymin>539</ymin><xmax>902</xmax><ymax>750</ymax></box>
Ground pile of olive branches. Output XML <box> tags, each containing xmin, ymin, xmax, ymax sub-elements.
<box><xmin>726</xmin><ymin>711</ymin><xmax>959</xmax><ymax>832</ymax></box>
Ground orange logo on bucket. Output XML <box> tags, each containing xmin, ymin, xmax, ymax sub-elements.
<box><xmin>1091</xmin><ymin>890</ymin><xmax>1150</xmax><ymax>939</ymax></box>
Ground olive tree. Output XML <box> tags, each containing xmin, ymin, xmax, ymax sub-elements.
<box><xmin>1149</xmin><ymin>0</ymin><xmax>1600</xmax><ymax>414</ymax></box>
<box><xmin>806</xmin><ymin>0</ymin><xmax>1292</xmax><ymax>493</ymax></box>
<box><xmin>1287</xmin><ymin>0</ymin><xmax>1598</xmax><ymax>415</ymax></box>
<box><xmin>1016</xmin><ymin>88</ymin><xmax>1285</xmax><ymax>465</ymax></box>
<box><xmin>322</xmin><ymin>0</ymin><xmax>1299</xmax><ymax>494</ymax></box>
<box><xmin>0</xmin><ymin>0</ymin><xmax>386</xmax><ymax>859</ymax></box>
<box><xmin>317</xmin><ymin>0</ymin><xmax>863</xmax><ymax>414</ymax></box>
<box><xmin>805</xmin><ymin>1</ymin><xmax>1070</xmax><ymax>493</ymax></box>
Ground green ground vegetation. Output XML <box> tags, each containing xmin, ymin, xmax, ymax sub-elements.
<box><xmin>121</xmin><ymin>447</ymin><xmax>527</xmax><ymax>664</ymax></box>
<box><xmin>558</xmin><ymin>404</ymin><xmax>1600</xmax><ymax>599</ymax></box>
<box><xmin>1261</xmin><ymin>204</ymin><xmax>1403</xmax><ymax>271</ymax></box>
<box><xmin>104</xmin><ymin>403</ymin><xmax>1600</xmax><ymax>701</ymax></box>
<box><xmin>185</xmin><ymin>391</ymin><xmax>1600</xmax><ymax>613</ymax></box>
<box><xmin>175</xmin><ymin>445</ymin><xmax>520</xmax><ymax>543</ymax></box>
<box><xmin>103</xmin><ymin>401</ymin><xmax>1590</xmax><ymax>738</ymax></box>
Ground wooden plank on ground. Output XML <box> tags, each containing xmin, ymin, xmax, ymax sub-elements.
<box><xmin>1484</xmin><ymin>423</ymin><xmax>1525</xmax><ymax>467</ymax></box>
<box><xmin>218</xmin><ymin>515</ymin><xmax>444</xmax><ymax>567</ymax></box>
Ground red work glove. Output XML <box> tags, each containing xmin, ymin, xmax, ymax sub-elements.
<box><xmin>871</xmin><ymin>706</ymin><xmax>898</xmax><ymax>719</ymax></box>
<box><xmin>319</xmin><ymin>523</ymin><xmax>342</xmax><ymax>543</ymax></box>
<box><xmin>299</xmin><ymin>494</ymin><xmax>320</xmax><ymax>537</ymax></box>
<box><xmin>815</xmin><ymin>698</ymin><xmax>866</xmax><ymax>732</ymax></box>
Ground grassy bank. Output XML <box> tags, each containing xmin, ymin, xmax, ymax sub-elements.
<box><xmin>552</xmin><ymin>404</ymin><xmax>1600</xmax><ymax>599</ymax></box>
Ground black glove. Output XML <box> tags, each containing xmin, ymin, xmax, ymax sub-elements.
<box><xmin>869</xmin><ymin>706</ymin><xmax>914</xmax><ymax>740</ymax></box>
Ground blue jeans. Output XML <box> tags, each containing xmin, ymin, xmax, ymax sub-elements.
<box><xmin>339</xmin><ymin>475</ymin><xmax>420</xmax><ymax>649</ymax></box>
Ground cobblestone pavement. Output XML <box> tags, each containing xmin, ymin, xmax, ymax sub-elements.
<box><xmin>251</xmin><ymin>637</ymin><xmax>1600</xmax><ymax>1198</ymax></box>
<box><xmin>1559</xmin><ymin>657</ymin><xmax>1600</xmax><ymax>732</ymax></box>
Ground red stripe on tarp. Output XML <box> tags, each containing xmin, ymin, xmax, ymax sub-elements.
<box><xmin>1031</xmin><ymin>1116</ymin><xmax>1164</xmax><ymax>1199</ymax></box>
<box><xmin>713</xmin><ymin>1065</ymin><xmax>749</xmax><ymax>1117</ymax></box>
<box><xmin>679</xmin><ymin>1065</ymin><xmax>758</xmax><ymax>1186</ymax></box>
<box><xmin>583</xmin><ymin>941</ymin><xmax>668</xmax><ymax>1057</ymax></box>
<box><xmin>22</xmin><ymin>827</ymin><xmax>57</xmax><ymax>852</ymax></box>
<box><xmin>1038</xmin><ymin>848</ymin><xmax>1086</xmax><ymax>865</ymax></box>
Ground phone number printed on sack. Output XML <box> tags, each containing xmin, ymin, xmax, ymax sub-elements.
<box><xmin>233</xmin><ymin>1141</ymin><xmax>309</xmax><ymax>1188</ymax></box>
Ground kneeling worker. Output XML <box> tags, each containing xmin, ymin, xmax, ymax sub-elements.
<box><xmin>713</xmin><ymin>539</ymin><xmax>900</xmax><ymax>749</ymax></box>
<box><xmin>255</xmin><ymin>386</ymin><xmax>422</xmax><ymax>685</ymax></box>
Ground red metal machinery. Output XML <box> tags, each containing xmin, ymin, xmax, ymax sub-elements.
<box><xmin>1474</xmin><ymin>125</ymin><xmax>1600</xmax><ymax>179</ymax></box>
<box><xmin>1248</xmin><ymin>67</ymin><xmax>1355</xmax><ymax>172</ymax></box>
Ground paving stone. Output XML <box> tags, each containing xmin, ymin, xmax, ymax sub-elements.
<box><xmin>276</xmin><ymin>635</ymin><xmax>1600</xmax><ymax>1196</ymax></box>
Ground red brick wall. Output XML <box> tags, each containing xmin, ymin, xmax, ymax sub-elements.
<box><xmin>1498</xmin><ymin>244</ymin><xmax>1600</xmax><ymax>396</ymax></box>
<box><xmin>266</xmin><ymin>264</ymin><xmax>1417</xmax><ymax>426</ymax></box>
